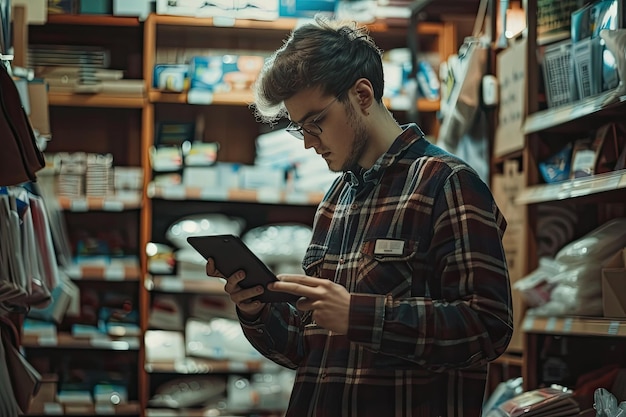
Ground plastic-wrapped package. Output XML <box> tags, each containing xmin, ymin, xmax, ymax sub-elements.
<box><xmin>242</xmin><ymin>223</ymin><xmax>312</xmax><ymax>268</ymax></box>
<box><xmin>513</xmin><ymin>257</ymin><xmax>566</xmax><ymax>307</ymax></box>
<box><xmin>166</xmin><ymin>213</ymin><xmax>245</xmax><ymax>249</ymax></box>
<box><xmin>527</xmin><ymin>261</ymin><xmax>604</xmax><ymax>316</ymax></box>
<box><xmin>594</xmin><ymin>387</ymin><xmax>626</xmax><ymax>417</ymax></box>
<box><xmin>522</xmin><ymin>218</ymin><xmax>626</xmax><ymax>317</ymax></box>
<box><xmin>555</xmin><ymin>217</ymin><xmax>626</xmax><ymax>265</ymax></box>
<box><xmin>166</xmin><ymin>214</ymin><xmax>246</xmax><ymax>279</ymax></box>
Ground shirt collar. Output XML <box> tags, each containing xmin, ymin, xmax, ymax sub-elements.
<box><xmin>343</xmin><ymin>123</ymin><xmax>424</xmax><ymax>187</ymax></box>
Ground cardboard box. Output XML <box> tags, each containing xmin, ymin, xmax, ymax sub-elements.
<box><xmin>494</xmin><ymin>38</ymin><xmax>526</xmax><ymax>158</ymax></box>
<box><xmin>491</xmin><ymin>160</ymin><xmax>527</xmax><ymax>352</ymax></box>
<box><xmin>27</xmin><ymin>80</ymin><xmax>51</xmax><ymax>137</ymax></box>
<box><xmin>602</xmin><ymin>248</ymin><xmax>626</xmax><ymax>318</ymax></box>
<box><xmin>113</xmin><ymin>0</ymin><xmax>155</xmax><ymax>20</ymax></box>
<box><xmin>13</xmin><ymin>0</ymin><xmax>47</xmax><ymax>24</ymax></box>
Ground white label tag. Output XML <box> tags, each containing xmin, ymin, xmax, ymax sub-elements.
<box><xmin>374</xmin><ymin>239</ymin><xmax>405</xmax><ymax>256</ymax></box>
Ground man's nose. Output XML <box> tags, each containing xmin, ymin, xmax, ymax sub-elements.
<box><xmin>303</xmin><ymin>134</ymin><xmax>319</xmax><ymax>149</ymax></box>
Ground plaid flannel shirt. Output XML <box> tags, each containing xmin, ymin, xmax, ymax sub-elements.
<box><xmin>241</xmin><ymin>124</ymin><xmax>513</xmax><ymax>417</ymax></box>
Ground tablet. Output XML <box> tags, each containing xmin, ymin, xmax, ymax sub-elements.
<box><xmin>186</xmin><ymin>234</ymin><xmax>299</xmax><ymax>303</ymax></box>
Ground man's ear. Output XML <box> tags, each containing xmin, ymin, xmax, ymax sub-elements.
<box><xmin>353</xmin><ymin>78</ymin><xmax>374</xmax><ymax>113</ymax></box>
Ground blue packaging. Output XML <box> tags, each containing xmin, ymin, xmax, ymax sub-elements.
<box><xmin>279</xmin><ymin>0</ymin><xmax>336</xmax><ymax>17</ymax></box>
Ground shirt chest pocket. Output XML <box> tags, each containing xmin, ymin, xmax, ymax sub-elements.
<box><xmin>356</xmin><ymin>238</ymin><xmax>424</xmax><ymax>298</ymax></box>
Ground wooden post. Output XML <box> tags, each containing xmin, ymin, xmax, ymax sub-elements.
<box><xmin>12</xmin><ymin>4</ymin><xmax>28</xmax><ymax>68</ymax></box>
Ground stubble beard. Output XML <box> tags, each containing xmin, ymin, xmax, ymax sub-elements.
<box><xmin>337</xmin><ymin>111</ymin><xmax>369</xmax><ymax>173</ymax></box>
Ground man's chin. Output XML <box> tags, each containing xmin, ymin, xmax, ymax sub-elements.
<box><xmin>326</xmin><ymin>161</ymin><xmax>342</xmax><ymax>173</ymax></box>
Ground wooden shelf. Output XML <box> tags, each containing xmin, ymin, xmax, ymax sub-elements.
<box><xmin>48</xmin><ymin>92</ymin><xmax>146</xmax><ymax>108</ymax></box>
<box><xmin>150</xmin><ymin>89</ymin><xmax>440</xmax><ymax>112</ymax></box>
<box><xmin>149</xmin><ymin>13</ymin><xmax>298</xmax><ymax>30</ymax></box>
<box><xmin>145</xmin><ymin>356</ymin><xmax>281</xmax><ymax>374</ymax></box>
<box><xmin>27</xmin><ymin>401</ymin><xmax>140</xmax><ymax>416</ymax></box>
<box><xmin>523</xmin><ymin>90</ymin><xmax>626</xmax><ymax>135</ymax></box>
<box><xmin>147</xmin><ymin>183</ymin><xmax>324</xmax><ymax>206</ymax></box>
<box><xmin>515</xmin><ymin>169</ymin><xmax>626</xmax><ymax>205</ymax></box>
<box><xmin>64</xmin><ymin>257</ymin><xmax>141</xmax><ymax>281</ymax></box>
<box><xmin>22</xmin><ymin>333</ymin><xmax>141</xmax><ymax>350</ymax></box>
<box><xmin>145</xmin><ymin>406</ymin><xmax>285</xmax><ymax>416</ymax></box>
<box><xmin>523</xmin><ymin>315</ymin><xmax>626</xmax><ymax>338</ymax></box>
<box><xmin>148</xmin><ymin>13</ymin><xmax>403</xmax><ymax>34</ymax></box>
<box><xmin>149</xmin><ymin>89</ymin><xmax>253</xmax><ymax>105</ymax></box>
<box><xmin>58</xmin><ymin>194</ymin><xmax>143</xmax><ymax>212</ymax></box>
<box><xmin>45</xmin><ymin>14</ymin><xmax>141</xmax><ymax>27</ymax></box>
<box><xmin>146</xmin><ymin>275</ymin><xmax>226</xmax><ymax>294</ymax></box>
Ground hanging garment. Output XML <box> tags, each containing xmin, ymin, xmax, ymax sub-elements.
<box><xmin>0</xmin><ymin>62</ymin><xmax>45</xmax><ymax>187</ymax></box>
<box><xmin>0</xmin><ymin>315</ymin><xmax>41</xmax><ymax>414</ymax></box>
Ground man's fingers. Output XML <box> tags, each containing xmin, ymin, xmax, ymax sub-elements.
<box><xmin>205</xmin><ymin>258</ymin><xmax>225</xmax><ymax>278</ymax></box>
<box><xmin>269</xmin><ymin>280</ymin><xmax>320</xmax><ymax>298</ymax></box>
<box><xmin>276</xmin><ymin>274</ymin><xmax>327</xmax><ymax>287</ymax></box>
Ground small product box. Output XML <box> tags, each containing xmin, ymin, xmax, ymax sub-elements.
<box><xmin>78</xmin><ymin>0</ymin><xmax>112</xmax><ymax>14</ymax></box>
<box><xmin>188</xmin><ymin>55</ymin><xmax>264</xmax><ymax>93</ymax></box>
<box><xmin>602</xmin><ymin>248</ymin><xmax>626</xmax><ymax>318</ymax></box>
<box><xmin>113</xmin><ymin>0</ymin><xmax>155</xmax><ymax>20</ymax></box>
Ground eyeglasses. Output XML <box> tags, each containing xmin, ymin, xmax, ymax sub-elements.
<box><xmin>285</xmin><ymin>97</ymin><xmax>339</xmax><ymax>140</ymax></box>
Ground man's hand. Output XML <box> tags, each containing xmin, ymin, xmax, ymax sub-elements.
<box><xmin>269</xmin><ymin>275</ymin><xmax>350</xmax><ymax>334</ymax></box>
<box><xmin>205</xmin><ymin>258</ymin><xmax>265</xmax><ymax>319</ymax></box>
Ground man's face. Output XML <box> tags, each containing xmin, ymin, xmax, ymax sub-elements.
<box><xmin>284</xmin><ymin>87</ymin><xmax>369</xmax><ymax>172</ymax></box>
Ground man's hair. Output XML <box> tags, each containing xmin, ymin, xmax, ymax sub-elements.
<box><xmin>253</xmin><ymin>15</ymin><xmax>384</xmax><ymax>124</ymax></box>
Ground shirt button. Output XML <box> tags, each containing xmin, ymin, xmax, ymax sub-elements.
<box><xmin>351</xmin><ymin>203</ymin><xmax>359</xmax><ymax>211</ymax></box>
<box><xmin>339</xmin><ymin>258</ymin><xmax>345</xmax><ymax>264</ymax></box>
<box><xmin>256</xmin><ymin>329</ymin><xmax>264</xmax><ymax>334</ymax></box>
<box><xmin>321</xmin><ymin>373</ymin><xmax>327</xmax><ymax>379</ymax></box>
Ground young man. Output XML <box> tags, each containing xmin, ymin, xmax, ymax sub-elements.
<box><xmin>206</xmin><ymin>16</ymin><xmax>512</xmax><ymax>417</ymax></box>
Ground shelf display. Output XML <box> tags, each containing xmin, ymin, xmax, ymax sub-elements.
<box><xmin>489</xmin><ymin>1</ymin><xmax>626</xmax><ymax>411</ymax></box>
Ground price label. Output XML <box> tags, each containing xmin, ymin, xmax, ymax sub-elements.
<box><xmin>187</xmin><ymin>89</ymin><xmax>214</xmax><ymax>105</ymax></box>
<box><xmin>43</xmin><ymin>402</ymin><xmax>63</xmax><ymax>415</ymax></box>
<box><xmin>104</xmin><ymin>264</ymin><xmax>125</xmax><ymax>281</ymax></box>
<box><xmin>161</xmin><ymin>185</ymin><xmax>186</xmax><ymax>200</ymax></box>
<box><xmin>546</xmin><ymin>317</ymin><xmax>557</xmax><ymax>331</ymax></box>
<box><xmin>199</xmin><ymin>187</ymin><xmax>229</xmax><ymax>201</ymax></box>
<box><xmin>228</xmin><ymin>361</ymin><xmax>249</xmax><ymax>372</ymax></box>
<box><xmin>563</xmin><ymin>318</ymin><xmax>573</xmax><ymax>333</ymax></box>
<box><xmin>257</xmin><ymin>188</ymin><xmax>281</xmax><ymax>203</ymax></box>
<box><xmin>285</xmin><ymin>192</ymin><xmax>310</xmax><ymax>205</ymax></box>
<box><xmin>70</xmin><ymin>199</ymin><xmax>89</xmax><ymax>212</ymax></box>
<box><xmin>38</xmin><ymin>335</ymin><xmax>58</xmax><ymax>346</ymax></box>
<box><xmin>522</xmin><ymin>315</ymin><xmax>535</xmax><ymax>331</ymax></box>
<box><xmin>103</xmin><ymin>200</ymin><xmax>124</xmax><ymax>211</ymax></box>
<box><xmin>95</xmin><ymin>404</ymin><xmax>115</xmax><ymax>415</ymax></box>
<box><xmin>159</xmin><ymin>278</ymin><xmax>185</xmax><ymax>293</ymax></box>
<box><xmin>212</xmin><ymin>16</ymin><xmax>236</xmax><ymax>27</ymax></box>
<box><xmin>608</xmin><ymin>321</ymin><xmax>620</xmax><ymax>336</ymax></box>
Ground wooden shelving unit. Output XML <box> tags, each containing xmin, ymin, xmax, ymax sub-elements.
<box><xmin>500</xmin><ymin>2</ymin><xmax>626</xmax><ymax>404</ymax></box>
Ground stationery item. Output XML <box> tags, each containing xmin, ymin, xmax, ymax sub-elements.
<box><xmin>492</xmin><ymin>387</ymin><xmax>579</xmax><ymax>417</ymax></box>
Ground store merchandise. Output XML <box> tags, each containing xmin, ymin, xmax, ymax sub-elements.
<box><xmin>148</xmin><ymin>376</ymin><xmax>226</xmax><ymax>408</ymax></box>
<box><xmin>167</xmin><ymin>213</ymin><xmax>245</xmax><ymax>280</ymax></box>
<box><xmin>185</xmin><ymin>318</ymin><xmax>267</xmax><ymax>362</ymax></box>
<box><xmin>515</xmin><ymin>217</ymin><xmax>626</xmax><ymax>317</ymax></box>
<box><xmin>594</xmin><ymin>387</ymin><xmax>626</xmax><ymax>417</ymax></box>
<box><xmin>486</xmin><ymin>386</ymin><xmax>579</xmax><ymax>417</ymax></box>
